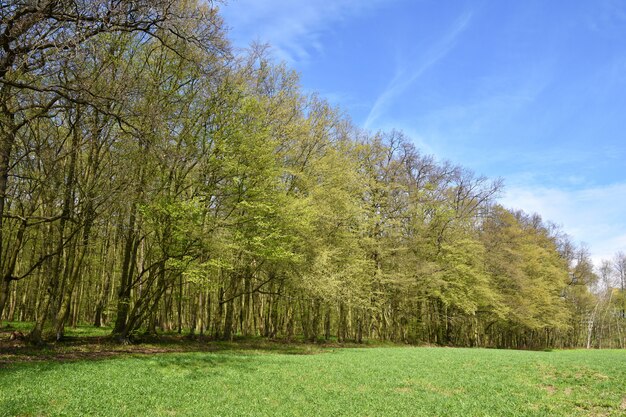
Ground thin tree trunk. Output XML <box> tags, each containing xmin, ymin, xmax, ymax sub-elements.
<box><xmin>0</xmin><ymin>108</ymin><xmax>16</xmax><ymax>316</ymax></box>
<box><xmin>177</xmin><ymin>274</ymin><xmax>183</xmax><ymax>334</ymax></box>
<box><xmin>0</xmin><ymin>278</ymin><xmax>10</xmax><ymax>326</ymax></box>
<box><xmin>324</xmin><ymin>304</ymin><xmax>331</xmax><ymax>341</ymax></box>
<box><xmin>112</xmin><ymin>204</ymin><xmax>139</xmax><ymax>340</ymax></box>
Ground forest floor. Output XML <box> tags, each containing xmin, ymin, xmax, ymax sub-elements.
<box><xmin>0</xmin><ymin>322</ymin><xmax>367</xmax><ymax>364</ymax></box>
<box><xmin>1</xmin><ymin>323</ymin><xmax>626</xmax><ymax>416</ymax></box>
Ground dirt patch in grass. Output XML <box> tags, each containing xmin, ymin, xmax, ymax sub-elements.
<box><xmin>574</xmin><ymin>370</ymin><xmax>609</xmax><ymax>381</ymax></box>
<box><xmin>542</xmin><ymin>385</ymin><xmax>577</xmax><ymax>397</ymax></box>
<box><xmin>543</xmin><ymin>385</ymin><xmax>557</xmax><ymax>395</ymax></box>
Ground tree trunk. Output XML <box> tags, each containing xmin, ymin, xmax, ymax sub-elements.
<box><xmin>54</xmin><ymin>237</ymin><xmax>88</xmax><ymax>340</ymax></box>
<box><xmin>0</xmin><ymin>278</ymin><xmax>10</xmax><ymax>326</ymax></box>
<box><xmin>310</xmin><ymin>298</ymin><xmax>320</xmax><ymax>342</ymax></box>
<box><xmin>357</xmin><ymin>309</ymin><xmax>363</xmax><ymax>344</ymax></box>
<box><xmin>0</xmin><ymin>115</ymin><xmax>21</xmax><ymax>323</ymax></box>
<box><xmin>177</xmin><ymin>274</ymin><xmax>183</xmax><ymax>334</ymax></box>
<box><xmin>0</xmin><ymin>110</ymin><xmax>15</xmax><ymax>309</ymax></box>
<box><xmin>222</xmin><ymin>273</ymin><xmax>239</xmax><ymax>340</ymax></box>
<box><xmin>112</xmin><ymin>204</ymin><xmax>139</xmax><ymax>339</ymax></box>
<box><xmin>324</xmin><ymin>304</ymin><xmax>331</xmax><ymax>341</ymax></box>
<box><xmin>223</xmin><ymin>298</ymin><xmax>235</xmax><ymax>341</ymax></box>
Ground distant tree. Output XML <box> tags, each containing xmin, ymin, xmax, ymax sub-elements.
<box><xmin>615</xmin><ymin>252</ymin><xmax>626</xmax><ymax>318</ymax></box>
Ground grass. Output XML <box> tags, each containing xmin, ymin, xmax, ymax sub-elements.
<box><xmin>1</xmin><ymin>344</ymin><xmax>625</xmax><ymax>417</ymax></box>
<box><xmin>0</xmin><ymin>321</ymin><xmax>112</xmax><ymax>338</ymax></box>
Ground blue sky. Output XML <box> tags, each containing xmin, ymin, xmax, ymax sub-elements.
<box><xmin>220</xmin><ymin>0</ymin><xmax>626</xmax><ymax>265</ymax></box>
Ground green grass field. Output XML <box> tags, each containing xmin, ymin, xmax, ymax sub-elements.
<box><xmin>1</xmin><ymin>345</ymin><xmax>625</xmax><ymax>417</ymax></box>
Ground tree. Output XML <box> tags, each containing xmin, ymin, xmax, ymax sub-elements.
<box><xmin>480</xmin><ymin>207</ymin><xmax>570</xmax><ymax>348</ymax></box>
<box><xmin>615</xmin><ymin>252</ymin><xmax>626</xmax><ymax>318</ymax></box>
<box><xmin>0</xmin><ymin>0</ymin><xmax>228</xmax><ymax>342</ymax></box>
<box><xmin>0</xmin><ymin>3</ymin><xmax>610</xmax><ymax>349</ymax></box>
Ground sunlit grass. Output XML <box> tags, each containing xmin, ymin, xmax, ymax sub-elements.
<box><xmin>1</xmin><ymin>347</ymin><xmax>625</xmax><ymax>416</ymax></box>
<box><xmin>0</xmin><ymin>321</ymin><xmax>112</xmax><ymax>338</ymax></box>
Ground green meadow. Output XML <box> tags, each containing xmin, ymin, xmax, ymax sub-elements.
<box><xmin>1</xmin><ymin>346</ymin><xmax>625</xmax><ymax>417</ymax></box>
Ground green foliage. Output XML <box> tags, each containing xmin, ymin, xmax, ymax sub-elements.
<box><xmin>1</xmin><ymin>1</ymin><xmax>613</xmax><ymax>348</ymax></box>
<box><xmin>434</xmin><ymin>237</ymin><xmax>494</xmax><ymax>315</ymax></box>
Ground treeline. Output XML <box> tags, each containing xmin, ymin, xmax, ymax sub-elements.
<box><xmin>1</xmin><ymin>0</ymin><xmax>624</xmax><ymax>348</ymax></box>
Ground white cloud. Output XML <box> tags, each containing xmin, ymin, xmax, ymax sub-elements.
<box><xmin>500</xmin><ymin>182</ymin><xmax>626</xmax><ymax>266</ymax></box>
<box><xmin>220</xmin><ymin>0</ymin><xmax>393</xmax><ymax>65</ymax></box>
<box><xmin>419</xmin><ymin>75</ymin><xmax>548</xmax><ymax>136</ymax></box>
<box><xmin>363</xmin><ymin>11</ymin><xmax>473</xmax><ymax>130</ymax></box>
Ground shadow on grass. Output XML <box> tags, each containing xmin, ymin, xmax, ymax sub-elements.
<box><xmin>0</xmin><ymin>329</ymin><xmax>343</xmax><ymax>369</ymax></box>
<box><xmin>0</xmin><ymin>348</ymin><xmax>270</xmax><ymax>381</ymax></box>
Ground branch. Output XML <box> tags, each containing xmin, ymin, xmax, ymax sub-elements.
<box><xmin>219</xmin><ymin>273</ymin><xmax>279</xmax><ymax>305</ymax></box>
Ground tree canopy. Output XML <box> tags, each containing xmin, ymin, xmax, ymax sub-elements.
<box><xmin>1</xmin><ymin>0</ymin><xmax>623</xmax><ymax>349</ymax></box>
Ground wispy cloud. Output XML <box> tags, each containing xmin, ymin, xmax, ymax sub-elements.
<box><xmin>363</xmin><ymin>11</ymin><xmax>473</xmax><ymax>130</ymax></box>
<box><xmin>369</xmin><ymin>72</ymin><xmax>551</xmax><ymax>179</ymax></box>
<box><xmin>500</xmin><ymin>182</ymin><xmax>626</xmax><ymax>266</ymax></box>
<box><xmin>220</xmin><ymin>0</ymin><xmax>392</xmax><ymax>65</ymax></box>
<box><xmin>421</xmin><ymin>76</ymin><xmax>547</xmax><ymax>130</ymax></box>
<box><xmin>410</xmin><ymin>83</ymin><xmax>545</xmax><ymax>158</ymax></box>
<box><xmin>586</xmin><ymin>0</ymin><xmax>626</xmax><ymax>36</ymax></box>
